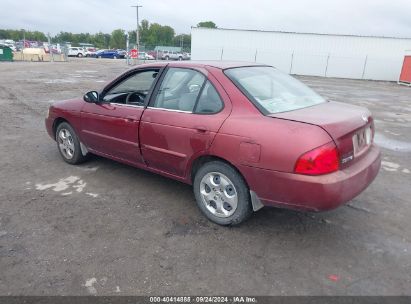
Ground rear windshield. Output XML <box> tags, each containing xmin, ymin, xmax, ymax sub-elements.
<box><xmin>224</xmin><ymin>66</ymin><xmax>326</xmax><ymax>114</ymax></box>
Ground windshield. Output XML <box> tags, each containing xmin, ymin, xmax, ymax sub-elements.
<box><xmin>224</xmin><ymin>66</ymin><xmax>326</xmax><ymax>114</ymax></box>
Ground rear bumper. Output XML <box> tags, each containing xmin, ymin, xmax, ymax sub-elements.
<box><xmin>240</xmin><ymin>144</ymin><xmax>381</xmax><ymax>211</ymax></box>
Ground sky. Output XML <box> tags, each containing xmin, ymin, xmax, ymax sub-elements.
<box><xmin>0</xmin><ymin>0</ymin><xmax>411</xmax><ymax>38</ymax></box>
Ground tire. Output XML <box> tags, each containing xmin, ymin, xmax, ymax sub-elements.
<box><xmin>77</xmin><ymin>53</ymin><xmax>83</xmax><ymax>58</ymax></box>
<box><xmin>113</xmin><ymin>56</ymin><xmax>117</xmax><ymax>59</ymax></box>
<box><xmin>178</xmin><ymin>56</ymin><xmax>183</xmax><ymax>61</ymax></box>
<box><xmin>98</xmin><ymin>56</ymin><xmax>102</xmax><ymax>59</ymax></box>
<box><xmin>165</xmin><ymin>56</ymin><xmax>169</xmax><ymax>60</ymax></box>
<box><xmin>55</xmin><ymin>122</ymin><xmax>88</xmax><ymax>165</ymax></box>
<box><xmin>193</xmin><ymin>161</ymin><xmax>253</xmax><ymax>226</ymax></box>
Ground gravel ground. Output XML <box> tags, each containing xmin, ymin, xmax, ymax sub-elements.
<box><xmin>0</xmin><ymin>59</ymin><xmax>410</xmax><ymax>296</ymax></box>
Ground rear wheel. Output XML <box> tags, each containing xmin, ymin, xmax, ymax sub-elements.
<box><xmin>193</xmin><ymin>161</ymin><xmax>253</xmax><ymax>226</ymax></box>
<box><xmin>77</xmin><ymin>53</ymin><xmax>83</xmax><ymax>58</ymax></box>
<box><xmin>165</xmin><ymin>56</ymin><xmax>169</xmax><ymax>60</ymax></box>
<box><xmin>56</xmin><ymin>122</ymin><xmax>88</xmax><ymax>165</ymax></box>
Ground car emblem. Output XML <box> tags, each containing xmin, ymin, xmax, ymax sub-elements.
<box><xmin>362</xmin><ymin>114</ymin><xmax>368</xmax><ymax>123</ymax></box>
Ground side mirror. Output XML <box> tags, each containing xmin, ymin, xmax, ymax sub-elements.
<box><xmin>83</xmin><ymin>91</ymin><xmax>99</xmax><ymax>103</ymax></box>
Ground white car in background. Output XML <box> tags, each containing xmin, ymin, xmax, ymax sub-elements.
<box><xmin>67</xmin><ymin>47</ymin><xmax>84</xmax><ymax>57</ymax></box>
<box><xmin>161</xmin><ymin>50</ymin><xmax>184</xmax><ymax>61</ymax></box>
<box><xmin>138</xmin><ymin>52</ymin><xmax>154</xmax><ymax>60</ymax></box>
<box><xmin>5</xmin><ymin>43</ymin><xmax>16</xmax><ymax>52</ymax></box>
<box><xmin>84</xmin><ymin>48</ymin><xmax>97</xmax><ymax>57</ymax></box>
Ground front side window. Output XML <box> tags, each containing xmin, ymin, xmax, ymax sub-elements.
<box><xmin>103</xmin><ymin>69</ymin><xmax>159</xmax><ymax>104</ymax></box>
<box><xmin>224</xmin><ymin>66</ymin><xmax>326</xmax><ymax>114</ymax></box>
<box><xmin>152</xmin><ymin>68</ymin><xmax>205</xmax><ymax>112</ymax></box>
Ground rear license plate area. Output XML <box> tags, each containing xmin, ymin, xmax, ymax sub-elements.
<box><xmin>353</xmin><ymin>126</ymin><xmax>372</xmax><ymax>156</ymax></box>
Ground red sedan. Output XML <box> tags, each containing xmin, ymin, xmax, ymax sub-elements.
<box><xmin>45</xmin><ymin>61</ymin><xmax>381</xmax><ymax>225</ymax></box>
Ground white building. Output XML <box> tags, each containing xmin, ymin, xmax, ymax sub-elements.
<box><xmin>191</xmin><ymin>27</ymin><xmax>411</xmax><ymax>81</ymax></box>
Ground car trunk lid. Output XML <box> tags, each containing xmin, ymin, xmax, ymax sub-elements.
<box><xmin>269</xmin><ymin>101</ymin><xmax>374</xmax><ymax>167</ymax></box>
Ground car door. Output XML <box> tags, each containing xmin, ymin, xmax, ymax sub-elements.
<box><xmin>80</xmin><ymin>68</ymin><xmax>161</xmax><ymax>165</ymax></box>
<box><xmin>140</xmin><ymin>67</ymin><xmax>231</xmax><ymax>178</ymax></box>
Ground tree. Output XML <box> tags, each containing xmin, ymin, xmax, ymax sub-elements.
<box><xmin>196</xmin><ymin>21</ymin><xmax>217</xmax><ymax>28</ymax></box>
<box><xmin>110</xmin><ymin>29</ymin><xmax>126</xmax><ymax>49</ymax></box>
<box><xmin>173</xmin><ymin>34</ymin><xmax>191</xmax><ymax>51</ymax></box>
<box><xmin>92</xmin><ymin>32</ymin><xmax>108</xmax><ymax>49</ymax></box>
<box><xmin>0</xmin><ymin>21</ymin><xmax>192</xmax><ymax>52</ymax></box>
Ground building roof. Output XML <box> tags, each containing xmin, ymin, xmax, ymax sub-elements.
<box><xmin>192</xmin><ymin>26</ymin><xmax>411</xmax><ymax>40</ymax></box>
<box><xmin>136</xmin><ymin>60</ymin><xmax>267</xmax><ymax>70</ymax></box>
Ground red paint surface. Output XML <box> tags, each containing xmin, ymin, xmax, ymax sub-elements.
<box><xmin>45</xmin><ymin>61</ymin><xmax>381</xmax><ymax>211</ymax></box>
<box><xmin>328</xmin><ymin>274</ymin><xmax>340</xmax><ymax>282</ymax></box>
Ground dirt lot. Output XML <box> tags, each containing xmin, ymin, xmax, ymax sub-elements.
<box><xmin>0</xmin><ymin>59</ymin><xmax>410</xmax><ymax>296</ymax></box>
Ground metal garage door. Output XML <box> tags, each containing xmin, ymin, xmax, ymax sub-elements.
<box><xmin>399</xmin><ymin>55</ymin><xmax>411</xmax><ymax>85</ymax></box>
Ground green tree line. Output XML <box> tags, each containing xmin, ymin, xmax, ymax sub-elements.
<box><xmin>0</xmin><ymin>21</ymin><xmax>217</xmax><ymax>51</ymax></box>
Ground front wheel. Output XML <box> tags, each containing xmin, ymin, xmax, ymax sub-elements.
<box><xmin>193</xmin><ymin>161</ymin><xmax>253</xmax><ymax>226</ymax></box>
<box><xmin>56</xmin><ymin>122</ymin><xmax>88</xmax><ymax>165</ymax></box>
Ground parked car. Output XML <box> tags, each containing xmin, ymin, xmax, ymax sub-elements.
<box><xmin>182</xmin><ymin>52</ymin><xmax>191</xmax><ymax>60</ymax></box>
<box><xmin>147</xmin><ymin>50</ymin><xmax>159</xmax><ymax>59</ymax></box>
<box><xmin>67</xmin><ymin>47</ymin><xmax>84</xmax><ymax>57</ymax></box>
<box><xmin>45</xmin><ymin>61</ymin><xmax>381</xmax><ymax>226</ymax></box>
<box><xmin>161</xmin><ymin>50</ymin><xmax>184</xmax><ymax>61</ymax></box>
<box><xmin>95</xmin><ymin>49</ymin><xmax>120</xmax><ymax>59</ymax></box>
<box><xmin>0</xmin><ymin>43</ymin><xmax>16</xmax><ymax>52</ymax></box>
<box><xmin>138</xmin><ymin>52</ymin><xmax>155</xmax><ymax>60</ymax></box>
<box><xmin>84</xmin><ymin>48</ymin><xmax>97</xmax><ymax>57</ymax></box>
<box><xmin>44</xmin><ymin>46</ymin><xmax>59</xmax><ymax>54</ymax></box>
<box><xmin>4</xmin><ymin>43</ymin><xmax>16</xmax><ymax>52</ymax></box>
<box><xmin>116</xmin><ymin>49</ymin><xmax>127</xmax><ymax>59</ymax></box>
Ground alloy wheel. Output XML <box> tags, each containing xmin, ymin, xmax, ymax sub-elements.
<box><xmin>57</xmin><ymin>128</ymin><xmax>75</xmax><ymax>159</ymax></box>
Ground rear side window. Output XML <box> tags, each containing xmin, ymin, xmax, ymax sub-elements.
<box><xmin>194</xmin><ymin>81</ymin><xmax>223</xmax><ymax>114</ymax></box>
<box><xmin>152</xmin><ymin>68</ymin><xmax>205</xmax><ymax>112</ymax></box>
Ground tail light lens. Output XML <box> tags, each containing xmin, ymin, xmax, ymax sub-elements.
<box><xmin>294</xmin><ymin>142</ymin><xmax>340</xmax><ymax>175</ymax></box>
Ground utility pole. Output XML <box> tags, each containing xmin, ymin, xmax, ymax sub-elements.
<box><xmin>48</xmin><ymin>33</ymin><xmax>54</xmax><ymax>62</ymax></box>
<box><xmin>22</xmin><ymin>29</ymin><xmax>25</xmax><ymax>50</ymax></box>
<box><xmin>126</xmin><ymin>32</ymin><xmax>130</xmax><ymax>65</ymax></box>
<box><xmin>131</xmin><ymin>4</ymin><xmax>142</xmax><ymax>51</ymax></box>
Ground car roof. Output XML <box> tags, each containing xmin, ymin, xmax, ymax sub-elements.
<box><xmin>136</xmin><ymin>61</ymin><xmax>269</xmax><ymax>70</ymax></box>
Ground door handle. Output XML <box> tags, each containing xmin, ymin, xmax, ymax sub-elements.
<box><xmin>195</xmin><ymin>126</ymin><xmax>208</xmax><ymax>133</ymax></box>
<box><xmin>125</xmin><ymin>115</ymin><xmax>137</xmax><ymax>122</ymax></box>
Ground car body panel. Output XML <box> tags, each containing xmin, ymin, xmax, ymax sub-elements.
<box><xmin>80</xmin><ymin>102</ymin><xmax>145</xmax><ymax>164</ymax></box>
<box><xmin>271</xmin><ymin>101</ymin><xmax>375</xmax><ymax>168</ymax></box>
<box><xmin>238</xmin><ymin>144</ymin><xmax>381</xmax><ymax>211</ymax></box>
<box><xmin>140</xmin><ymin>67</ymin><xmax>232</xmax><ymax>178</ymax></box>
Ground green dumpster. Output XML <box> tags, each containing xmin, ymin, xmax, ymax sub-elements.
<box><xmin>0</xmin><ymin>45</ymin><xmax>13</xmax><ymax>61</ymax></box>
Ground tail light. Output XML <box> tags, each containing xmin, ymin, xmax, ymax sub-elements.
<box><xmin>294</xmin><ymin>142</ymin><xmax>340</xmax><ymax>175</ymax></box>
